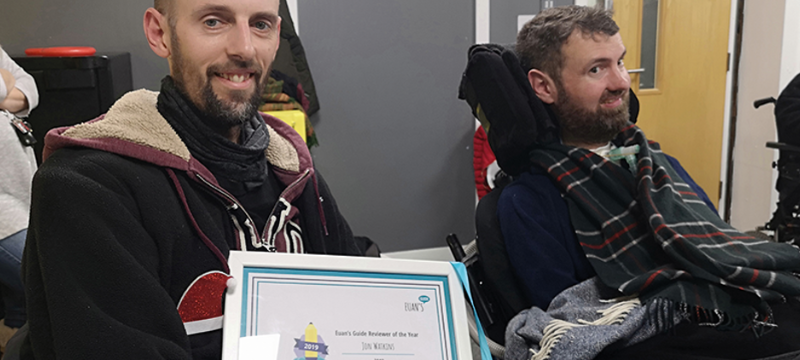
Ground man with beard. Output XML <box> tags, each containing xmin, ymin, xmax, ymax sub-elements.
<box><xmin>17</xmin><ymin>0</ymin><xmax>362</xmax><ymax>359</ymax></box>
<box><xmin>498</xmin><ymin>4</ymin><xmax>714</xmax><ymax>312</ymax></box>
<box><xmin>498</xmin><ymin>6</ymin><xmax>800</xmax><ymax>360</ymax></box>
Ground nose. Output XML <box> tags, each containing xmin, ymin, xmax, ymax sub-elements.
<box><xmin>609</xmin><ymin>66</ymin><xmax>631</xmax><ymax>92</ymax></box>
<box><xmin>226</xmin><ymin>21</ymin><xmax>256</xmax><ymax>61</ymax></box>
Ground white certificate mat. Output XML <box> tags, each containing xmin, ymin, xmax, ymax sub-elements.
<box><xmin>223</xmin><ymin>252</ymin><xmax>472</xmax><ymax>360</ymax></box>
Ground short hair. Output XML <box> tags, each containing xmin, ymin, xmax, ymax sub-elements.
<box><xmin>516</xmin><ymin>5</ymin><xmax>619</xmax><ymax>83</ymax></box>
<box><xmin>154</xmin><ymin>0</ymin><xmax>173</xmax><ymax>17</ymax></box>
<box><xmin>154</xmin><ymin>0</ymin><xmax>177</xmax><ymax>28</ymax></box>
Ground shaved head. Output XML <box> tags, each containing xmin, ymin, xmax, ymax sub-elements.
<box><xmin>143</xmin><ymin>0</ymin><xmax>282</xmax><ymax>140</ymax></box>
<box><xmin>154</xmin><ymin>0</ymin><xmax>171</xmax><ymax>15</ymax></box>
<box><xmin>153</xmin><ymin>0</ymin><xmax>177</xmax><ymax>29</ymax></box>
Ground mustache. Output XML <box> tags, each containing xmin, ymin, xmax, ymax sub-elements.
<box><xmin>206</xmin><ymin>59</ymin><xmax>263</xmax><ymax>77</ymax></box>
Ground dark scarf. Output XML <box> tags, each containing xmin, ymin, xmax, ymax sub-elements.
<box><xmin>157</xmin><ymin>76</ymin><xmax>270</xmax><ymax>193</ymax></box>
<box><xmin>531</xmin><ymin>123</ymin><xmax>800</xmax><ymax>333</ymax></box>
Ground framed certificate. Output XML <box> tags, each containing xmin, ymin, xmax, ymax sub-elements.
<box><xmin>222</xmin><ymin>252</ymin><xmax>473</xmax><ymax>360</ymax></box>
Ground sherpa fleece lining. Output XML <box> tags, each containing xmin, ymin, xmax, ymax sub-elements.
<box><xmin>62</xmin><ymin>89</ymin><xmax>301</xmax><ymax>172</ymax></box>
<box><xmin>265</xmin><ymin>125</ymin><xmax>300</xmax><ymax>172</ymax></box>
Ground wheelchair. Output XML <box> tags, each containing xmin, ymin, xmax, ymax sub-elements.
<box><xmin>754</xmin><ymin>72</ymin><xmax>800</xmax><ymax>244</ymax></box>
<box><xmin>450</xmin><ymin>44</ymin><xmax>800</xmax><ymax>360</ymax></box>
<box><xmin>447</xmin><ymin>43</ymin><xmax>641</xmax><ymax>358</ymax></box>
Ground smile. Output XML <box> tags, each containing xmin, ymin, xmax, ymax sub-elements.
<box><xmin>601</xmin><ymin>96</ymin><xmax>623</xmax><ymax>108</ymax></box>
<box><xmin>217</xmin><ymin>73</ymin><xmax>253</xmax><ymax>83</ymax></box>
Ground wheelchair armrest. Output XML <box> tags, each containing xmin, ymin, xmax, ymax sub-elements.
<box><xmin>754</xmin><ymin>97</ymin><xmax>777</xmax><ymax>109</ymax></box>
<box><xmin>766</xmin><ymin>142</ymin><xmax>800</xmax><ymax>153</ymax></box>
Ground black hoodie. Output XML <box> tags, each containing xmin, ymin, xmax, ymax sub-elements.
<box><xmin>21</xmin><ymin>89</ymin><xmax>361</xmax><ymax>359</ymax></box>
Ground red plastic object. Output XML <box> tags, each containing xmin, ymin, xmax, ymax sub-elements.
<box><xmin>24</xmin><ymin>48</ymin><xmax>44</xmax><ymax>56</ymax></box>
<box><xmin>25</xmin><ymin>46</ymin><xmax>97</xmax><ymax>57</ymax></box>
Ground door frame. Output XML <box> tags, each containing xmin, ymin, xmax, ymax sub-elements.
<box><xmin>719</xmin><ymin>0</ymin><xmax>742</xmax><ymax>221</ymax></box>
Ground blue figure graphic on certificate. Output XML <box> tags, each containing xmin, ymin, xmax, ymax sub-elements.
<box><xmin>294</xmin><ymin>323</ymin><xmax>329</xmax><ymax>360</ymax></box>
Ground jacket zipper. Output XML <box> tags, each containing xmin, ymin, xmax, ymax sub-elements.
<box><xmin>195</xmin><ymin>173</ymin><xmax>274</xmax><ymax>252</ymax></box>
<box><xmin>262</xmin><ymin>169</ymin><xmax>311</xmax><ymax>241</ymax></box>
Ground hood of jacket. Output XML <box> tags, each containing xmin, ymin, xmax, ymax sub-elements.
<box><xmin>42</xmin><ymin>89</ymin><xmax>315</xmax><ymax>193</ymax></box>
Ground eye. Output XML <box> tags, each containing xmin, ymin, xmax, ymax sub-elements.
<box><xmin>589</xmin><ymin>66</ymin><xmax>600</xmax><ymax>74</ymax></box>
<box><xmin>254</xmin><ymin>21</ymin><xmax>270</xmax><ymax>31</ymax></box>
<box><xmin>618</xmin><ymin>59</ymin><xmax>625</xmax><ymax>67</ymax></box>
<box><xmin>204</xmin><ymin>19</ymin><xmax>220</xmax><ymax>27</ymax></box>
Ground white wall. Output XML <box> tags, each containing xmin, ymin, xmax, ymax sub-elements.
<box><xmin>778</xmin><ymin>1</ymin><xmax>800</xmax><ymax>92</ymax></box>
<box><xmin>728</xmin><ymin>0</ymin><xmax>792</xmax><ymax>231</ymax></box>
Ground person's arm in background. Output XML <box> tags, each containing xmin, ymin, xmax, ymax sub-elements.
<box><xmin>1</xmin><ymin>68</ymin><xmax>16</xmax><ymax>98</ymax></box>
<box><xmin>0</xmin><ymin>69</ymin><xmax>27</xmax><ymax>114</ymax></box>
<box><xmin>0</xmin><ymin>48</ymin><xmax>39</xmax><ymax>116</ymax></box>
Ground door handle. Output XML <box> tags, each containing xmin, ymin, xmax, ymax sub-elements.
<box><xmin>627</xmin><ymin>68</ymin><xmax>645</xmax><ymax>74</ymax></box>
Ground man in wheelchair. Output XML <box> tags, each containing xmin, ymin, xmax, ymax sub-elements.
<box><xmin>483</xmin><ymin>5</ymin><xmax>800</xmax><ymax>360</ymax></box>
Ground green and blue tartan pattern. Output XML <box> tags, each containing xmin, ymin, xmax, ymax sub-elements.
<box><xmin>531</xmin><ymin>124</ymin><xmax>800</xmax><ymax>331</ymax></box>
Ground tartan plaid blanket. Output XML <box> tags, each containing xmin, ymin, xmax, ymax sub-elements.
<box><xmin>530</xmin><ymin>123</ymin><xmax>800</xmax><ymax>332</ymax></box>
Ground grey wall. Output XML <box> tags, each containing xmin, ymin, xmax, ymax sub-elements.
<box><xmin>0</xmin><ymin>0</ymin><xmax>167</xmax><ymax>90</ymax></box>
<box><xmin>299</xmin><ymin>0</ymin><xmax>475</xmax><ymax>252</ymax></box>
<box><xmin>1</xmin><ymin>0</ymin><xmax>476</xmax><ymax>252</ymax></box>
<box><xmin>491</xmin><ymin>1</ymin><xmax>541</xmax><ymax>45</ymax></box>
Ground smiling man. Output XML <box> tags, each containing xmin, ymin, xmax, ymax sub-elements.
<box><xmin>499</xmin><ymin>4</ymin><xmax>713</xmax><ymax>313</ymax></box>
<box><xmin>150</xmin><ymin>0</ymin><xmax>278</xmax><ymax>142</ymax></box>
<box><xmin>530</xmin><ymin>34</ymin><xmax>630</xmax><ymax>149</ymax></box>
<box><xmin>17</xmin><ymin>0</ymin><xmax>362</xmax><ymax>359</ymax></box>
<box><xmin>498</xmin><ymin>6</ymin><xmax>800</xmax><ymax>360</ymax></box>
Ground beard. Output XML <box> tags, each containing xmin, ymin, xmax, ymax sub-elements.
<box><xmin>170</xmin><ymin>34</ymin><xmax>266</xmax><ymax>130</ymax></box>
<box><xmin>553</xmin><ymin>86</ymin><xmax>630</xmax><ymax>147</ymax></box>
<box><xmin>196</xmin><ymin>60</ymin><xmax>266</xmax><ymax>127</ymax></box>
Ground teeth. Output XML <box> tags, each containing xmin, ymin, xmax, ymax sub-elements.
<box><xmin>220</xmin><ymin>74</ymin><xmax>247</xmax><ymax>83</ymax></box>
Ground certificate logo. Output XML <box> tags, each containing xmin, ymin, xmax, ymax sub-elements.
<box><xmin>294</xmin><ymin>323</ymin><xmax>329</xmax><ymax>360</ymax></box>
<box><xmin>404</xmin><ymin>295</ymin><xmax>430</xmax><ymax>312</ymax></box>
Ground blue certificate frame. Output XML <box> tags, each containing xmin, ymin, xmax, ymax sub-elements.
<box><xmin>222</xmin><ymin>252</ymin><xmax>472</xmax><ymax>360</ymax></box>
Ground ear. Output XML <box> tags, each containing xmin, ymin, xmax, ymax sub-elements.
<box><xmin>144</xmin><ymin>8</ymin><xmax>171</xmax><ymax>59</ymax></box>
<box><xmin>273</xmin><ymin>16</ymin><xmax>282</xmax><ymax>57</ymax></box>
<box><xmin>527</xmin><ymin>69</ymin><xmax>558</xmax><ymax>104</ymax></box>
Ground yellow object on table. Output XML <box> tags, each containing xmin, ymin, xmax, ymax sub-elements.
<box><xmin>265</xmin><ymin>110</ymin><xmax>306</xmax><ymax>142</ymax></box>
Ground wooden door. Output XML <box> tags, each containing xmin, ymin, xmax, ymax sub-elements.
<box><xmin>613</xmin><ymin>0</ymin><xmax>731</xmax><ymax>207</ymax></box>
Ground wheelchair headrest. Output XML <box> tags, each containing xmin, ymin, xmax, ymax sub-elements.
<box><xmin>458</xmin><ymin>43</ymin><xmax>640</xmax><ymax>176</ymax></box>
<box><xmin>459</xmin><ymin>44</ymin><xmax>558</xmax><ymax>176</ymax></box>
